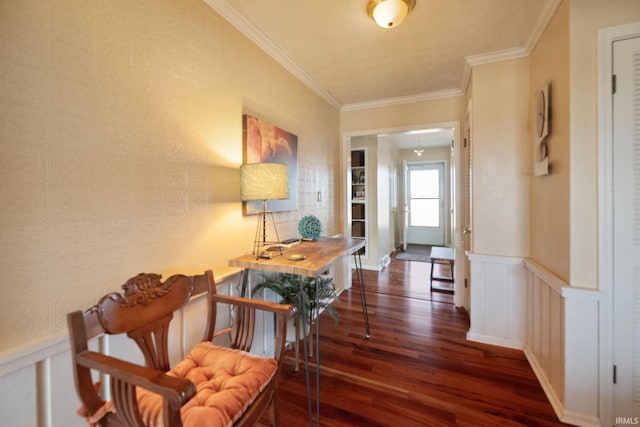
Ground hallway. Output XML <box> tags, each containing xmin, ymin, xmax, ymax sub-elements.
<box><xmin>269</xmin><ymin>255</ymin><xmax>567</xmax><ymax>426</ymax></box>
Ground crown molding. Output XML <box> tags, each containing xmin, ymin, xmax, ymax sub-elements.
<box><xmin>461</xmin><ymin>0</ymin><xmax>562</xmax><ymax>95</ymax></box>
<box><xmin>206</xmin><ymin>0</ymin><xmax>462</xmax><ymax>113</ymax></box>
<box><xmin>341</xmin><ymin>88</ymin><xmax>464</xmax><ymax>112</ymax></box>
<box><xmin>460</xmin><ymin>47</ymin><xmax>528</xmax><ymax>94</ymax></box>
<box><xmin>465</xmin><ymin>46</ymin><xmax>529</xmax><ymax>67</ymax></box>
<box><xmin>461</xmin><ymin>61</ymin><xmax>473</xmax><ymax>95</ymax></box>
<box><xmin>205</xmin><ymin>0</ymin><xmax>562</xmax><ymax>112</ymax></box>
<box><xmin>203</xmin><ymin>0</ymin><xmax>342</xmax><ymax>110</ymax></box>
<box><xmin>524</xmin><ymin>0</ymin><xmax>563</xmax><ymax>54</ymax></box>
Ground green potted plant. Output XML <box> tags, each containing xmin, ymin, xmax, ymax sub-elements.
<box><xmin>252</xmin><ymin>273</ymin><xmax>339</xmax><ymax>341</ymax></box>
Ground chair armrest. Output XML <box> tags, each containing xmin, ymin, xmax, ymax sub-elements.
<box><xmin>208</xmin><ymin>294</ymin><xmax>296</xmax><ymax>358</ymax></box>
<box><xmin>211</xmin><ymin>294</ymin><xmax>296</xmax><ymax>319</ymax></box>
<box><xmin>76</xmin><ymin>351</ymin><xmax>196</xmax><ymax>407</ymax></box>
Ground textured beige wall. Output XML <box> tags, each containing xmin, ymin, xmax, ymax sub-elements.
<box><xmin>529</xmin><ymin>0</ymin><xmax>570</xmax><ymax>282</ymax></box>
<box><xmin>471</xmin><ymin>58</ymin><xmax>530</xmax><ymax>257</ymax></box>
<box><xmin>569</xmin><ymin>0</ymin><xmax>640</xmax><ymax>289</ymax></box>
<box><xmin>0</xmin><ymin>0</ymin><xmax>339</xmax><ymax>352</ymax></box>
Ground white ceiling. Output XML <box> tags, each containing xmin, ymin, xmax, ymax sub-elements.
<box><xmin>204</xmin><ymin>0</ymin><xmax>559</xmax><ymax>147</ymax></box>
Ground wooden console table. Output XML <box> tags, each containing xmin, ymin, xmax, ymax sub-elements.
<box><xmin>228</xmin><ymin>237</ymin><xmax>369</xmax><ymax>427</ymax></box>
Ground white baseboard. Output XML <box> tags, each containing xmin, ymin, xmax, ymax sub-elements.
<box><xmin>523</xmin><ymin>345</ymin><xmax>565</xmax><ymax>420</ymax></box>
<box><xmin>560</xmin><ymin>411</ymin><xmax>602</xmax><ymax>427</ymax></box>
<box><xmin>524</xmin><ymin>346</ymin><xmax>601</xmax><ymax>427</ymax></box>
<box><xmin>466</xmin><ymin>332</ymin><xmax>524</xmax><ymax>350</ymax></box>
<box><xmin>352</xmin><ymin>260</ymin><xmax>383</xmax><ymax>271</ymax></box>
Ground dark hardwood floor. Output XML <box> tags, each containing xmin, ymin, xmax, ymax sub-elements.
<box><xmin>266</xmin><ymin>255</ymin><xmax>567</xmax><ymax>426</ymax></box>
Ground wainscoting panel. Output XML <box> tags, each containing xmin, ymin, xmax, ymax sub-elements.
<box><xmin>524</xmin><ymin>259</ymin><xmax>602</xmax><ymax>427</ymax></box>
<box><xmin>562</xmin><ymin>287</ymin><xmax>601</xmax><ymax>425</ymax></box>
<box><xmin>49</xmin><ymin>349</ymin><xmax>82</xmax><ymax>426</ymax></box>
<box><xmin>467</xmin><ymin>253</ymin><xmax>527</xmax><ymax>349</ymax></box>
<box><xmin>524</xmin><ymin>261</ymin><xmax>565</xmax><ymax>415</ymax></box>
<box><xmin>0</xmin><ymin>365</ymin><xmax>38</xmax><ymax>426</ymax></box>
<box><xmin>0</xmin><ymin>269</ymin><xmax>241</xmax><ymax>427</ymax></box>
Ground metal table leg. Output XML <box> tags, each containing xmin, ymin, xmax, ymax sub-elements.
<box><xmin>301</xmin><ymin>253</ymin><xmax>370</xmax><ymax>426</ymax></box>
<box><xmin>314</xmin><ymin>273</ymin><xmax>320</xmax><ymax>427</ymax></box>
<box><xmin>297</xmin><ymin>274</ymin><xmax>314</xmax><ymax>427</ymax></box>
<box><xmin>353</xmin><ymin>251</ymin><xmax>371</xmax><ymax>339</ymax></box>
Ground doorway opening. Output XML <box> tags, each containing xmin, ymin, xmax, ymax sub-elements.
<box><xmin>343</xmin><ymin>122</ymin><xmax>463</xmax><ymax>307</ymax></box>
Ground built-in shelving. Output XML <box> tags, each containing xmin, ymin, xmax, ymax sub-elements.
<box><xmin>351</xmin><ymin>149</ymin><xmax>367</xmax><ymax>256</ymax></box>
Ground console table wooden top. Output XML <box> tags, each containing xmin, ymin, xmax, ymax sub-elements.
<box><xmin>228</xmin><ymin>237</ymin><xmax>365</xmax><ymax>277</ymax></box>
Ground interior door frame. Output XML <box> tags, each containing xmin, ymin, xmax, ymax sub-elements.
<box><xmin>402</xmin><ymin>159</ymin><xmax>408</xmax><ymax>251</ymax></box>
<box><xmin>597</xmin><ymin>21</ymin><xmax>640</xmax><ymax>425</ymax></box>
<box><xmin>461</xmin><ymin>100</ymin><xmax>472</xmax><ymax>311</ymax></box>
<box><xmin>342</xmin><ymin>121</ymin><xmax>463</xmax><ymax>306</ymax></box>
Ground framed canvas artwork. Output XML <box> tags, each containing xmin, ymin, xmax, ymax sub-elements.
<box><xmin>243</xmin><ymin>114</ymin><xmax>298</xmax><ymax>214</ymax></box>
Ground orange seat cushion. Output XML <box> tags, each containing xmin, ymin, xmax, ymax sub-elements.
<box><xmin>137</xmin><ymin>342</ymin><xmax>278</xmax><ymax>427</ymax></box>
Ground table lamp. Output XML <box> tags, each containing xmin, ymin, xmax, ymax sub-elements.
<box><xmin>240</xmin><ymin>162</ymin><xmax>289</xmax><ymax>258</ymax></box>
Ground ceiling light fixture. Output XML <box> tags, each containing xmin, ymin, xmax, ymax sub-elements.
<box><xmin>414</xmin><ymin>134</ymin><xmax>424</xmax><ymax>156</ymax></box>
<box><xmin>367</xmin><ymin>0</ymin><xmax>416</xmax><ymax>29</ymax></box>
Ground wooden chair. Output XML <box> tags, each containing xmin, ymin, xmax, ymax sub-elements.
<box><xmin>67</xmin><ymin>270</ymin><xmax>295</xmax><ymax>427</ymax></box>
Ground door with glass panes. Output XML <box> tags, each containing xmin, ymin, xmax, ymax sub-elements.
<box><xmin>405</xmin><ymin>162</ymin><xmax>445</xmax><ymax>246</ymax></box>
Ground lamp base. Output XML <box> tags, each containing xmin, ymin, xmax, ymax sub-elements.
<box><xmin>252</xmin><ymin>201</ymin><xmax>283</xmax><ymax>259</ymax></box>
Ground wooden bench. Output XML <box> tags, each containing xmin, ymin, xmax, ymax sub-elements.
<box><xmin>429</xmin><ymin>246</ymin><xmax>454</xmax><ymax>293</ymax></box>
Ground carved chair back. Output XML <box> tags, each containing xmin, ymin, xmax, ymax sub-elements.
<box><xmin>67</xmin><ymin>270</ymin><xmax>293</xmax><ymax>427</ymax></box>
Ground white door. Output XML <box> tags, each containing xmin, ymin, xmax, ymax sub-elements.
<box><xmin>613</xmin><ymin>35</ymin><xmax>640</xmax><ymax>420</ymax></box>
<box><xmin>405</xmin><ymin>162</ymin><xmax>445</xmax><ymax>246</ymax></box>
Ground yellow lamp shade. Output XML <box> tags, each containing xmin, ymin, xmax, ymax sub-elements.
<box><xmin>240</xmin><ymin>163</ymin><xmax>289</xmax><ymax>201</ymax></box>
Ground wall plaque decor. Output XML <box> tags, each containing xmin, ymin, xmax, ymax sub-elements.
<box><xmin>534</xmin><ymin>81</ymin><xmax>550</xmax><ymax>176</ymax></box>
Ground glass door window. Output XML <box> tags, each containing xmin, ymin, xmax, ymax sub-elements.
<box><xmin>409</xmin><ymin>168</ymin><xmax>440</xmax><ymax>227</ymax></box>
